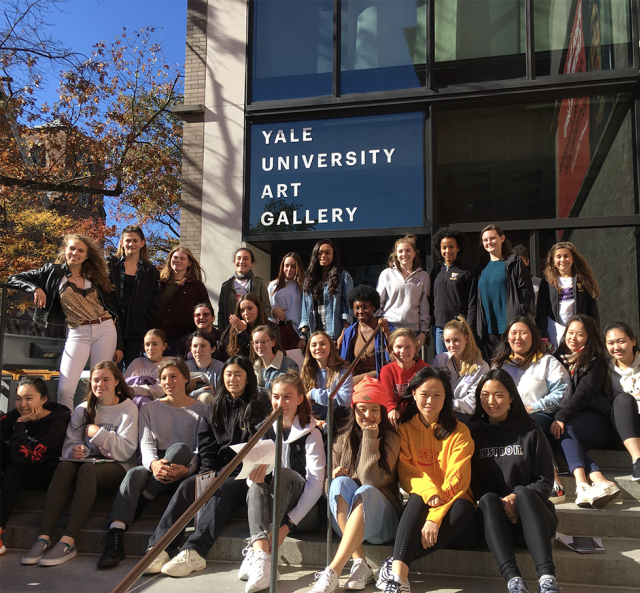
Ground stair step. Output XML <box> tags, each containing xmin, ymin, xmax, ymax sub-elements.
<box><xmin>555</xmin><ymin>500</ymin><xmax>640</xmax><ymax>538</ymax></box>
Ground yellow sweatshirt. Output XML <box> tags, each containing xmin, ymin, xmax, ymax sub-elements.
<box><xmin>397</xmin><ymin>414</ymin><xmax>474</xmax><ymax>526</ymax></box>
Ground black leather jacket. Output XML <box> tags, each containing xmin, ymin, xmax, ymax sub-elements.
<box><xmin>7</xmin><ymin>262</ymin><xmax>123</xmax><ymax>349</ymax></box>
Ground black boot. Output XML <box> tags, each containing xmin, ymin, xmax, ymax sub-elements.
<box><xmin>97</xmin><ymin>528</ymin><xmax>126</xmax><ymax>569</ymax></box>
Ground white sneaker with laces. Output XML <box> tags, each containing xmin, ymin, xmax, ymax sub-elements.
<box><xmin>238</xmin><ymin>546</ymin><xmax>254</xmax><ymax>581</ymax></box>
<box><xmin>538</xmin><ymin>575</ymin><xmax>562</xmax><ymax>593</ymax></box>
<box><xmin>375</xmin><ymin>557</ymin><xmax>392</xmax><ymax>590</ymax></box>
<box><xmin>345</xmin><ymin>558</ymin><xmax>375</xmax><ymax>590</ymax></box>
<box><xmin>589</xmin><ymin>482</ymin><xmax>620</xmax><ymax>509</ymax></box>
<box><xmin>382</xmin><ymin>575</ymin><xmax>411</xmax><ymax>593</ymax></box>
<box><xmin>309</xmin><ymin>566</ymin><xmax>339</xmax><ymax>593</ymax></box>
<box><xmin>144</xmin><ymin>549</ymin><xmax>170</xmax><ymax>574</ymax></box>
<box><xmin>575</xmin><ymin>483</ymin><xmax>592</xmax><ymax>508</ymax></box>
<box><xmin>161</xmin><ymin>549</ymin><xmax>207</xmax><ymax>577</ymax></box>
<box><xmin>246</xmin><ymin>550</ymin><xmax>272</xmax><ymax>593</ymax></box>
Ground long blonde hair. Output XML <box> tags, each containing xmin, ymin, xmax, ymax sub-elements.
<box><xmin>543</xmin><ymin>242</ymin><xmax>599</xmax><ymax>298</ymax></box>
<box><xmin>301</xmin><ymin>331</ymin><xmax>348</xmax><ymax>393</ymax></box>
<box><xmin>55</xmin><ymin>234</ymin><xmax>112</xmax><ymax>293</ymax></box>
<box><xmin>159</xmin><ymin>245</ymin><xmax>205</xmax><ymax>283</ymax></box>
<box><xmin>443</xmin><ymin>315</ymin><xmax>483</xmax><ymax>376</ymax></box>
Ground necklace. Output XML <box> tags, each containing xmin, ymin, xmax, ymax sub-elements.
<box><xmin>68</xmin><ymin>275</ymin><xmax>84</xmax><ymax>285</ymax></box>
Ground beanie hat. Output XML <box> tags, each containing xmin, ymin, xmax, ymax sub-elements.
<box><xmin>351</xmin><ymin>376</ymin><xmax>388</xmax><ymax>409</ymax></box>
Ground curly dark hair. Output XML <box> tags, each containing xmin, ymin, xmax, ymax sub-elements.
<box><xmin>347</xmin><ymin>284</ymin><xmax>380</xmax><ymax>310</ymax></box>
<box><xmin>303</xmin><ymin>239</ymin><xmax>344</xmax><ymax>300</ymax></box>
<box><xmin>432</xmin><ymin>228</ymin><xmax>467</xmax><ymax>261</ymax></box>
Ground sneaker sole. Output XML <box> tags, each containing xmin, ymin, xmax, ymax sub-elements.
<box><xmin>631</xmin><ymin>475</ymin><xmax>640</xmax><ymax>482</ymax></box>
<box><xmin>549</xmin><ymin>495</ymin><xmax>566</xmax><ymax>505</ymax></box>
<box><xmin>97</xmin><ymin>552</ymin><xmax>126</xmax><ymax>569</ymax></box>
<box><xmin>0</xmin><ymin>545</ymin><xmax>6</xmax><ymax>556</ymax></box>
<box><xmin>161</xmin><ymin>562</ymin><xmax>207</xmax><ymax>577</ymax></box>
<box><xmin>576</xmin><ymin>499</ymin><xmax>593</xmax><ymax>509</ymax></box>
<box><xmin>346</xmin><ymin>574</ymin><xmax>375</xmax><ymax>590</ymax></box>
<box><xmin>39</xmin><ymin>549</ymin><xmax>77</xmax><ymax>566</ymax></box>
<box><xmin>591</xmin><ymin>489</ymin><xmax>620</xmax><ymax>509</ymax></box>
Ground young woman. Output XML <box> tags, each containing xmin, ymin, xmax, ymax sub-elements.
<box><xmin>219</xmin><ymin>247</ymin><xmax>271</xmax><ymax>333</ymax></box>
<box><xmin>107</xmin><ymin>225</ymin><xmax>161</xmax><ymax>367</ymax></box>
<box><xmin>98</xmin><ymin>359</ymin><xmax>207</xmax><ymax>569</ymax></box>
<box><xmin>124</xmin><ymin>328</ymin><xmax>172</xmax><ymax>406</ymax></box>
<box><xmin>142</xmin><ymin>356</ymin><xmax>272</xmax><ymax>578</ymax></box>
<box><xmin>432</xmin><ymin>315</ymin><xmax>489</xmax><ymax>422</ymax></box>
<box><xmin>301</xmin><ymin>331</ymin><xmax>354</xmax><ymax>421</ymax></box>
<box><xmin>155</xmin><ymin>245</ymin><xmax>211</xmax><ymax>354</ymax></box>
<box><xmin>186</xmin><ymin>330</ymin><xmax>225</xmax><ymax>404</ymax></box>
<box><xmin>377</xmin><ymin>235</ymin><xmax>431</xmax><ymax>351</ymax></box>
<box><xmin>340</xmin><ymin>285</ymin><xmax>393</xmax><ymax>384</ymax></box>
<box><xmin>430</xmin><ymin>228</ymin><xmax>477</xmax><ymax>355</ymax></box>
<box><xmin>551</xmin><ymin>315</ymin><xmax>619</xmax><ymax>508</ymax></box>
<box><xmin>268</xmin><ymin>252</ymin><xmax>306</xmax><ymax>351</ymax></box>
<box><xmin>379</xmin><ymin>328</ymin><xmax>428</xmax><ymax>426</ymax></box>
<box><xmin>7</xmin><ymin>234</ymin><xmax>123</xmax><ymax>410</ymax></box>
<box><xmin>217</xmin><ymin>293</ymin><xmax>278</xmax><ymax>361</ymax></box>
<box><xmin>604</xmin><ymin>322</ymin><xmax>640</xmax><ymax>481</ymax></box>
<box><xmin>376</xmin><ymin>367</ymin><xmax>477</xmax><ymax>593</ymax></box>
<box><xmin>470</xmin><ymin>370</ymin><xmax>560</xmax><ymax>593</ymax></box>
<box><xmin>251</xmin><ymin>325</ymin><xmax>299</xmax><ymax>393</ymax></box>
<box><xmin>20</xmin><ymin>361</ymin><xmax>138</xmax><ymax>566</ymax></box>
<box><xmin>241</xmin><ymin>372</ymin><xmax>325</xmax><ymax>593</ymax></box>
<box><xmin>310</xmin><ymin>377</ymin><xmax>401</xmax><ymax>593</ymax></box>
<box><xmin>300</xmin><ymin>239</ymin><xmax>354</xmax><ymax>346</ymax></box>
<box><xmin>476</xmin><ymin>224</ymin><xmax>535</xmax><ymax>359</ymax></box>
<box><xmin>536</xmin><ymin>242</ymin><xmax>600</xmax><ymax>347</ymax></box>
<box><xmin>0</xmin><ymin>378</ymin><xmax>70</xmax><ymax>555</ymax></box>
<box><xmin>491</xmin><ymin>316</ymin><xmax>572</xmax><ymax>502</ymax></box>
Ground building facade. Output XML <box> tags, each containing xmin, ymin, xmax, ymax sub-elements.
<box><xmin>177</xmin><ymin>0</ymin><xmax>640</xmax><ymax>332</ymax></box>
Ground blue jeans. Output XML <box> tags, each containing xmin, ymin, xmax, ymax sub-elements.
<box><xmin>433</xmin><ymin>327</ymin><xmax>447</xmax><ymax>355</ymax></box>
<box><xmin>328</xmin><ymin>476</ymin><xmax>398</xmax><ymax>545</ymax></box>
<box><xmin>557</xmin><ymin>410</ymin><xmax>611</xmax><ymax>474</ymax></box>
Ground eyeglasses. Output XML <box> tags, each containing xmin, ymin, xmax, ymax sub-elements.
<box><xmin>252</xmin><ymin>340</ymin><xmax>273</xmax><ymax>347</ymax></box>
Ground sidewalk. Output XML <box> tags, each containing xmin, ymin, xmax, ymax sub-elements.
<box><xmin>1</xmin><ymin>551</ymin><xmax>636</xmax><ymax>593</ymax></box>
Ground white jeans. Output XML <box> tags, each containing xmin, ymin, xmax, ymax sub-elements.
<box><xmin>58</xmin><ymin>321</ymin><xmax>117</xmax><ymax>409</ymax></box>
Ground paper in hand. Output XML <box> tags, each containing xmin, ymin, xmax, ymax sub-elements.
<box><xmin>230</xmin><ymin>440</ymin><xmax>277</xmax><ymax>480</ymax></box>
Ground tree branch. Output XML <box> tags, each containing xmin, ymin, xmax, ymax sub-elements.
<box><xmin>0</xmin><ymin>175</ymin><xmax>122</xmax><ymax>196</ymax></box>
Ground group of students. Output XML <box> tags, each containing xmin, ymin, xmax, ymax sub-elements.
<box><xmin>0</xmin><ymin>225</ymin><xmax>638</xmax><ymax>593</ymax></box>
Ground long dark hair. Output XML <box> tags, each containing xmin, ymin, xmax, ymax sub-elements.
<box><xmin>492</xmin><ymin>315</ymin><xmax>545</xmax><ymax>371</ymax></box>
<box><xmin>470</xmin><ymin>369</ymin><xmax>531</xmax><ymax>423</ymax></box>
<box><xmin>115</xmin><ymin>225</ymin><xmax>150</xmax><ymax>263</ymax></box>
<box><xmin>604</xmin><ymin>321</ymin><xmax>640</xmax><ymax>354</ymax></box>
<box><xmin>479</xmin><ymin>223</ymin><xmax>513</xmax><ymax>262</ymax></box>
<box><xmin>543</xmin><ymin>242</ymin><xmax>599</xmax><ymax>298</ymax></box>
<box><xmin>303</xmin><ymin>239</ymin><xmax>344</xmax><ymax>300</ymax></box>
<box><xmin>555</xmin><ymin>314</ymin><xmax>608</xmax><ymax>377</ymax></box>
<box><xmin>398</xmin><ymin>367</ymin><xmax>458</xmax><ymax>440</ymax></box>
<box><xmin>83</xmin><ymin>361</ymin><xmax>133</xmax><ymax>427</ymax></box>
<box><xmin>339</xmin><ymin>403</ymin><xmax>395</xmax><ymax>477</ymax></box>
<box><xmin>209</xmin><ymin>356</ymin><xmax>271</xmax><ymax>431</ymax></box>
<box><xmin>17</xmin><ymin>376</ymin><xmax>49</xmax><ymax>401</ymax></box>
<box><xmin>226</xmin><ymin>293</ymin><xmax>270</xmax><ymax>357</ymax></box>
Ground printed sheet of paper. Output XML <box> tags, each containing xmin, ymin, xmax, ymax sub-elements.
<box><xmin>230</xmin><ymin>440</ymin><xmax>276</xmax><ymax>480</ymax></box>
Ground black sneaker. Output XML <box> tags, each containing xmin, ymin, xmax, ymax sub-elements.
<box><xmin>97</xmin><ymin>528</ymin><xmax>126</xmax><ymax>569</ymax></box>
<box><xmin>632</xmin><ymin>458</ymin><xmax>640</xmax><ymax>482</ymax></box>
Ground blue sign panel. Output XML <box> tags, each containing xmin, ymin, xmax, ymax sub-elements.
<box><xmin>247</xmin><ymin>112</ymin><xmax>425</xmax><ymax>235</ymax></box>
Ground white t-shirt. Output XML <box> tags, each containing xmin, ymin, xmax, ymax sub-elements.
<box><xmin>234</xmin><ymin>277</ymin><xmax>250</xmax><ymax>302</ymax></box>
<box><xmin>558</xmin><ymin>277</ymin><xmax>575</xmax><ymax>325</ymax></box>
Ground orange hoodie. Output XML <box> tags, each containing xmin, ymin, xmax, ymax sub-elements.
<box><xmin>397</xmin><ymin>414</ymin><xmax>474</xmax><ymax>527</ymax></box>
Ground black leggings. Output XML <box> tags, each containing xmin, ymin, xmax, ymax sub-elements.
<box><xmin>611</xmin><ymin>392</ymin><xmax>640</xmax><ymax>441</ymax></box>
<box><xmin>478</xmin><ymin>487</ymin><xmax>558</xmax><ymax>582</ymax></box>
<box><xmin>393</xmin><ymin>494</ymin><xmax>479</xmax><ymax>567</ymax></box>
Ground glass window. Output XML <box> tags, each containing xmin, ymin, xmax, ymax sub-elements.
<box><xmin>340</xmin><ymin>0</ymin><xmax>426</xmax><ymax>94</ymax></box>
<box><xmin>535</xmin><ymin>0</ymin><xmax>632</xmax><ymax>77</ymax></box>
<box><xmin>252</xmin><ymin>0</ymin><xmax>333</xmax><ymax>102</ymax></box>
<box><xmin>434</xmin><ymin>0</ymin><xmax>526</xmax><ymax>85</ymax></box>
<box><xmin>436</xmin><ymin>94</ymin><xmax>635</xmax><ymax>224</ymax></box>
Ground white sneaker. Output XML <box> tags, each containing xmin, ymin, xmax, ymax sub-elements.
<box><xmin>246</xmin><ymin>550</ymin><xmax>271</xmax><ymax>593</ymax></box>
<box><xmin>310</xmin><ymin>567</ymin><xmax>339</xmax><ymax>593</ymax></box>
<box><xmin>376</xmin><ymin>557</ymin><xmax>393</xmax><ymax>590</ymax></box>
<box><xmin>238</xmin><ymin>546</ymin><xmax>254</xmax><ymax>581</ymax></box>
<box><xmin>589</xmin><ymin>482</ymin><xmax>620</xmax><ymax>509</ymax></box>
<box><xmin>144</xmin><ymin>549</ymin><xmax>170</xmax><ymax>574</ymax></box>
<box><xmin>161</xmin><ymin>549</ymin><xmax>207</xmax><ymax>577</ymax></box>
<box><xmin>575</xmin><ymin>483</ymin><xmax>592</xmax><ymax>508</ymax></box>
<box><xmin>345</xmin><ymin>558</ymin><xmax>375</xmax><ymax>590</ymax></box>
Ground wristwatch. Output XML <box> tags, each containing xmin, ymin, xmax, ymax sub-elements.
<box><xmin>281</xmin><ymin>514</ymin><xmax>296</xmax><ymax>532</ymax></box>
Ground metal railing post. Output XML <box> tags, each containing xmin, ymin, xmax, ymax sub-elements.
<box><xmin>270</xmin><ymin>410</ymin><xmax>283</xmax><ymax>593</ymax></box>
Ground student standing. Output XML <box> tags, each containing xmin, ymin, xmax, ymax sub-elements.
<box><xmin>219</xmin><ymin>248</ymin><xmax>271</xmax><ymax>333</ymax></box>
<box><xmin>536</xmin><ymin>242</ymin><xmax>600</xmax><ymax>347</ymax></box>
<box><xmin>268</xmin><ymin>252</ymin><xmax>306</xmax><ymax>351</ymax></box>
<box><xmin>7</xmin><ymin>234</ymin><xmax>123</xmax><ymax>410</ymax></box>
<box><xmin>476</xmin><ymin>224</ymin><xmax>535</xmax><ymax>360</ymax></box>
<box><xmin>377</xmin><ymin>235</ymin><xmax>431</xmax><ymax>351</ymax></box>
<box><xmin>0</xmin><ymin>378</ymin><xmax>70</xmax><ymax>555</ymax></box>
<box><xmin>470</xmin><ymin>370</ymin><xmax>561</xmax><ymax>593</ymax></box>
<box><xmin>430</xmin><ymin>228</ymin><xmax>477</xmax><ymax>354</ymax></box>
<box><xmin>155</xmin><ymin>246</ymin><xmax>211</xmax><ymax>354</ymax></box>
<box><xmin>300</xmin><ymin>240</ymin><xmax>354</xmax><ymax>346</ymax></box>
<box><xmin>107</xmin><ymin>225</ymin><xmax>161</xmax><ymax>367</ymax></box>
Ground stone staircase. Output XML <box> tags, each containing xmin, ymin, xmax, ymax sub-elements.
<box><xmin>4</xmin><ymin>448</ymin><xmax>640</xmax><ymax>590</ymax></box>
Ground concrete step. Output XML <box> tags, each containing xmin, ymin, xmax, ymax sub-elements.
<box><xmin>2</xmin><ymin>553</ymin><xmax>638</xmax><ymax>593</ymax></box>
<box><xmin>556</xmin><ymin>471</ymin><xmax>640</xmax><ymax>502</ymax></box>
<box><xmin>555</xmin><ymin>499</ymin><xmax>640</xmax><ymax>538</ymax></box>
<box><xmin>554</xmin><ymin>449</ymin><xmax>633</xmax><ymax>472</ymax></box>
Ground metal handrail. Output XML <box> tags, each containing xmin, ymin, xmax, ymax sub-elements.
<box><xmin>324</xmin><ymin>323</ymin><xmax>384</xmax><ymax>565</ymax></box>
<box><xmin>110</xmin><ymin>405</ymin><xmax>284</xmax><ymax>593</ymax></box>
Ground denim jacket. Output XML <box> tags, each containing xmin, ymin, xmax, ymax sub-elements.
<box><xmin>300</xmin><ymin>270</ymin><xmax>354</xmax><ymax>341</ymax></box>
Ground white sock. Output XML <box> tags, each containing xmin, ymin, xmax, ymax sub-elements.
<box><xmin>539</xmin><ymin>575</ymin><xmax>556</xmax><ymax>582</ymax></box>
<box><xmin>392</xmin><ymin>573</ymin><xmax>408</xmax><ymax>585</ymax></box>
<box><xmin>110</xmin><ymin>520</ymin><xmax>126</xmax><ymax>530</ymax></box>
